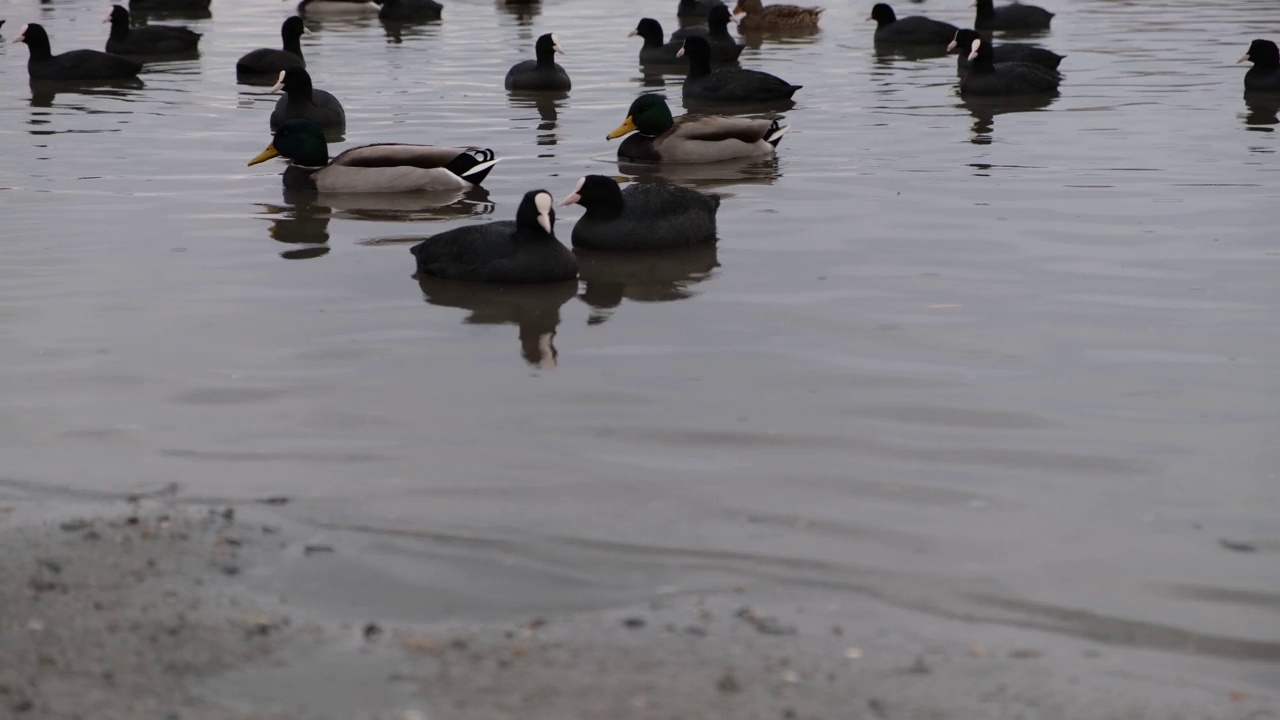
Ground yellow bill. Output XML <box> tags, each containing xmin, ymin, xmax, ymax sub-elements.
<box><xmin>606</xmin><ymin>116</ymin><xmax>637</xmax><ymax>140</ymax></box>
<box><xmin>247</xmin><ymin>142</ymin><xmax>279</xmax><ymax>166</ymax></box>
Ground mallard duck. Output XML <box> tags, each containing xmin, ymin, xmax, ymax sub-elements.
<box><xmin>561</xmin><ymin>175</ymin><xmax>719</xmax><ymax>251</ymax></box>
<box><xmin>868</xmin><ymin>3</ymin><xmax>957</xmax><ymax>46</ymax></box>
<box><xmin>378</xmin><ymin>0</ymin><xmax>443</xmax><ymax>22</ymax></box>
<box><xmin>1240</xmin><ymin>40</ymin><xmax>1280</xmax><ymax>92</ymax></box>
<box><xmin>972</xmin><ymin>0</ymin><xmax>1053</xmax><ymax>32</ymax></box>
<box><xmin>948</xmin><ymin>29</ymin><xmax>1062</xmax><ymax>72</ymax></box>
<box><xmin>14</xmin><ymin>23</ymin><xmax>141</xmax><ymax>80</ymax></box>
<box><xmin>247</xmin><ymin>119</ymin><xmax>500</xmax><ymax>192</ymax></box>
<box><xmin>733</xmin><ymin>0</ymin><xmax>823</xmax><ymax>31</ymax></box>
<box><xmin>606</xmin><ymin>94</ymin><xmax>788</xmax><ymax>163</ymax></box>
<box><xmin>678</xmin><ymin>36</ymin><xmax>801</xmax><ymax>107</ymax></box>
<box><xmin>105</xmin><ymin>5</ymin><xmax>201</xmax><ymax>55</ymax></box>
<box><xmin>236</xmin><ymin>16</ymin><xmax>307</xmax><ymax>78</ymax></box>
<box><xmin>959</xmin><ymin>37</ymin><xmax>1060</xmax><ymax>96</ymax></box>
<box><xmin>269</xmin><ymin>67</ymin><xmax>346</xmax><ymax>133</ymax></box>
<box><xmin>505</xmin><ymin>33</ymin><xmax>570</xmax><ymax>92</ymax></box>
<box><xmin>411</xmin><ymin>190</ymin><xmax>578</xmax><ymax>284</ymax></box>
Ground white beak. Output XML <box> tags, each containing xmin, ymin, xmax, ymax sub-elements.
<box><xmin>1238</xmin><ymin>52</ymin><xmax>1250</xmax><ymax>64</ymax></box>
<box><xmin>11</xmin><ymin>32</ymin><xmax>25</xmax><ymax>44</ymax></box>
<box><xmin>302</xmin><ymin>26</ymin><xmax>312</xmax><ymax>35</ymax></box>
<box><xmin>537</xmin><ymin>212</ymin><xmax>552</xmax><ymax>234</ymax></box>
<box><xmin>865</xmin><ymin>14</ymin><xmax>874</xmax><ymax>22</ymax></box>
<box><xmin>968</xmin><ymin>0</ymin><xmax>977</xmax><ymax>7</ymax></box>
<box><xmin>554</xmin><ymin>43</ymin><xmax>564</xmax><ymax>54</ymax></box>
<box><xmin>947</xmin><ymin>39</ymin><xmax>957</xmax><ymax>52</ymax></box>
<box><xmin>968</xmin><ymin>49</ymin><xmax>979</xmax><ymax>61</ymax></box>
<box><xmin>560</xmin><ymin>193</ymin><xmax>580</xmax><ymax>207</ymax></box>
<box><xmin>271</xmin><ymin>71</ymin><xmax>286</xmax><ymax>93</ymax></box>
<box><xmin>628</xmin><ymin>29</ymin><xmax>638</xmax><ymax>37</ymax></box>
<box><xmin>676</xmin><ymin>45</ymin><xmax>686</xmax><ymax>58</ymax></box>
<box><xmin>103</xmin><ymin>12</ymin><xmax>112</xmax><ymax>23</ymax></box>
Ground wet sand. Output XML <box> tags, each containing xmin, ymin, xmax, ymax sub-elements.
<box><xmin>2</xmin><ymin>501</ymin><xmax>1275</xmax><ymax>720</ymax></box>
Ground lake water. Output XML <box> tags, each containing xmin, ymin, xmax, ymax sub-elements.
<box><xmin>1</xmin><ymin>0</ymin><xmax>1277</xmax><ymax>688</ymax></box>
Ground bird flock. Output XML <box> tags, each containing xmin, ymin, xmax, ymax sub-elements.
<box><xmin>7</xmin><ymin>0</ymin><xmax>1280</xmax><ymax>285</ymax></box>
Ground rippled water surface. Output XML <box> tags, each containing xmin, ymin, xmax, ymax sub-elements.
<box><xmin>1</xmin><ymin>0</ymin><xmax>1278</xmax><ymax>682</ymax></box>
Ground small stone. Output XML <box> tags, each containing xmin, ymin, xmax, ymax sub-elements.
<box><xmin>1219</xmin><ymin>539</ymin><xmax>1257</xmax><ymax>553</ymax></box>
<box><xmin>781</xmin><ymin>670</ymin><xmax>800</xmax><ymax>684</ymax></box>
<box><xmin>753</xmin><ymin>617</ymin><xmax>797</xmax><ymax>636</ymax></box>
<box><xmin>26</xmin><ymin>619</ymin><xmax>44</xmax><ymax>632</ymax></box>
<box><xmin>622</xmin><ymin>617</ymin><xmax>647</xmax><ymax>629</ymax></box>
<box><xmin>12</xmin><ymin>699</ymin><xmax>34</xmax><ymax>714</ymax></box>
<box><xmin>59</xmin><ymin>520</ymin><xmax>89</xmax><ymax>532</ymax></box>
<box><xmin>844</xmin><ymin>647</ymin><xmax>863</xmax><ymax>660</ymax></box>
<box><xmin>1008</xmin><ymin>648</ymin><xmax>1042</xmax><ymax>659</ymax></box>
<box><xmin>259</xmin><ymin>496</ymin><xmax>290</xmax><ymax>505</ymax></box>
<box><xmin>683</xmin><ymin>625</ymin><xmax>708</xmax><ymax>637</ymax></box>
<box><xmin>303</xmin><ymin>544</ymin><xmax>334</xmax><ymax>555</ymax></box>
<box><xmin>363</xmin><ymin>623</ymin><xmax>383</xmax><ymax>641</ymax></box>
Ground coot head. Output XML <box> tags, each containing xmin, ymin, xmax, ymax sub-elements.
<box><xmin>630</xmin><ymin>18</ymin><xmax>665</xmax><ymax>45</ymax></box>
<box><xmin>560</xmin><ymin>175</ymin><xmax>624</xmax><ymax>212</ymax></box>
<box><xmin>1240</xmin><ymin>39</ymin><xmax>1280</xmax><ymax>69</ymax></box>
<box><xmin>534</xmin><ymin>33</ymin><xmax>565</xmax><ymax>64</ymax></box>
<box><xmin>868</xmin><ymin>3</ymin><xmax>898</xmax><ymax>25</ymax></box>
<box><xmin>948</xmin><ymin>28</ymin><xmax>980</xmax><ymax>54</ymax></box>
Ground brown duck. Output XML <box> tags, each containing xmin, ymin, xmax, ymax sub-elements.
<box><xmin>733</xmin><ymin>0</ymin><xmax>824</xmax><ymax>31</ymax></box>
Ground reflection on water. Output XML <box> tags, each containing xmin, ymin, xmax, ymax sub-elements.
<box><xmin>28</xmin><ymin>79</ymin><xmax>144</xmax><ymax>110</ymax></box>
<box><xmin>576</xmin><ymin>245</ymin><xmax>719</xmax><ymax>325</ymax></box>
<box><xmin>495</xmin><ymin>0</ymin><xmax>539</xmax><ymax>24</ymax></box>
<box><xmin>287</xmin><ymin>187</ymin><xmax>495</xmax><ymax>223</ymax></box>
<box><xmin>258</xmin><ymin>201</ymin><xmax>331</xmax><ymax>260</ymax></box>
<box><xmin>737</xmin><ymin>28</ymin><xmax>823</xmax><ymax>51</ymax></box>
<box><xmin>1243</xmin><ymin>91</ymin><xmax>1280</xmax><ymax>129</ymax></box>
<box><xmin>507</xmin><ymin>93</ymin><xmax>564</xmax><ymax>147</ymax></box>
<box><xmin>959</xmin><ymin>95</ymin><xmax>1057</xmax><ymax>144</ymax></box>
<box><xmin>415</xmin><ymin>276</ymin><xmax>576</xmax><ymax>368</ymax></box>
<box><xmin>616</xmin><ymin>154</ymin><xmax>781</xmax><ymax>191</ymax></box>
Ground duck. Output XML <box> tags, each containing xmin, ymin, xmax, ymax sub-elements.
<box><xmin>561</xmin><ymin>175</ymin><xmax>719</xmax><ymax>251</ymax></box>
<box><xmin>411</xmin><ymin>190</ymin><xmax>578</xmax><ymax>284</ymax></box>
<box><xmin>949</xmin><ymin>28</ymin><xmax>1061</xmax><ymax>72</ymax></box>
<box><xmin>733</xmin><ymin>0</ymin><xmax>823</xmax><ymax>32</ymax></box>
<box><xmin>606</xmin><ymin>94</ymin><xmax>788</xmax><ymax>163</ymax></box>
<box><xmin>269</xmin><ymin>67</ymin><xmax>346</xmax><ymax>133</ymax></box>
<box><xmin>959</xmin><ymin>37</ymin><xmax>1060</xmax><ymax>96</ymax></box>
<box><xmin>972</xmin><ymin>0</ymin><xmax>1053</xmax><ymax>32</ymax></box>
<box><xmin>678</xmin><ymin>0</ymin><xmax>725</xmax><ymax>20</ymax></box>
<box><xmin>630</xmin><ymin>19</ymin><xmax>685</xmax><ymax>66</ymax></box>
<box><xmin>505</xmin><ymin>33</ymin><xmax>570</xmax><ymax>92</ymax></box>
<box><xmin>868</xmin><ymin>3</ymin><xmax>957</xmax><ymax>46</ymax></box>
<box><xmin>105</xmin><ymin>5</ymin><xmax>201</xmax><ymax>55</ymax></box>
<box><xmin>679</xmin><ymin>35</ymin><xmax>801</xmax><ymax>107</ymax></box>
<box><xmin>236</xmin><ymin>16</ymin><xmax>307</xmax><ymax>78</ymax></box>
<box><xmin>14</xmin><ymin>23</ymin><xmax>141</xmax><ymax>81</ymax></box>
<box><xmin>296</xmin><ymin>0</ymin><xmax>380</xmax><ymax>16</ymax></box>
<box><xmin>1239</xmin><ymin>39</ymin><xmax>1280</xmax><ymax>92</ymax></box>
<box><xmin>247</xmin><ymin>119</ymin><xmax>500</xmax><ymax>192</ymax></box>
<box><xmin>378</xmin><ymin>0</ymin><xmax>443</xmax><ymax>22</ymax></box>
<box><xmin>128</xmin><ymin>0</ymin><xmax>211</xmax><ymax>15</ymax></box>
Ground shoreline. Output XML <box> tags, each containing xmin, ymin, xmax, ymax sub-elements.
<box><xmin>1</xmin><ymin>499</ymin><xmax>1275</xmax><ymax>719</ymax></box>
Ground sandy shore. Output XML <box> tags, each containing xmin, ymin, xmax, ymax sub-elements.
<box><xmin>1</xmin><ymin>500</ymin><xmax>1275</xmax><ymax>720</ymax></box>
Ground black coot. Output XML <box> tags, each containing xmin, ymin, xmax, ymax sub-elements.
<box><xmin>679</xmin><ymin>35</ymin><xmax>800</xmax><ymax>107</ymax></box>
<box><xmin>269</xmin><ymin>66</ymin><xmax>346</xmax><ymax>133</ymax></box>
<box><xmin>959</xmin><ymin>36</ymin><xmax>1060</xmax><ymax>96</ymax></box>
<box><xmin>378</xmin><ymin>0</ymin><xmax>443</xmax><ymax>23</ymax></box>
<box><xmin>105</xmin><ymin>5</ymin><xmax>201</xmax><ymax>55</ymax></box>
<box><xmin>671</xmin><ymin>6</ymin><xmax>745</xmax><ymax>61</ymax></box>
<box><xmin>505</xmin><ymin>33</ymin><xmax>571</xmax><ymax>92</ymax></box>
<box><xmin>949</xmin><ymin>28</ymin><xmax>1061</xmax><ymax>72</ymax></box>
<box><xmin>236</xmin><ymin>16</ymin><xmax>307</xmax><ymax>78</ymax></box>
<box><xmin>973</xmin><ymin>0</ymin><xmax>1053</xmax><ymax>32</ymax></box>
<box><xmin>868</xmin><ymin>3</ymin><xmax>958</xmax><ymax>47</ymax></box>
<box><xmin>15</xmin><ymin>23</ymin><xmax>141</xmax><ymax>81</ymax></box>
<box><xmin>1239</xmin><ymin>39</ymin><xmax>1280</xmax><ymax>93</ymax></box>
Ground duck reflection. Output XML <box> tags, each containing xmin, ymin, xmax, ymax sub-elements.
<box><xmin>258</xmin><ymin>200</ymin><xmax>332</xmax><ymax>259</ymax></box>
<box><xmin>1243</xmin><ymin>91</ymin><xmax>1280</xmax><ymax>129</ymax></box>
<box><xmin>737</xmin><ymin>28</ymin><xmax>822</xmax><ymax>51</ymax></box>
<box><xmin>576</xmin><ymin>244</ymin><xmax>720</xmax><ymax>325</ymax></box>
<box><xmin>382</xmin><ymin>20</ymin><xmax>442</xmax><ymax>44</ymax></box>
<box><xmin>616</xmin><ymin>154</ymin><xmax>780</xmax><ymax>192</ymax></box>
<box><xmin>285</xmin><ymin>187</ymin><xmax>494</xmax><ymax>222</ymax></box>
<box><xmin>496</xmin><ymin>0</ymin><xmax>539</xmax><ymax>24</ymax></box>
<box><xmin>507</xmin><ymin>93</ymin><xmax>565</xmax><ymax>147</ymax></box>
<box><xmin>959</xmin><ymin>94</ymin><xmax>1056</xmax><ymax>145</ymax></box>
<box><xmin>29</xmin><ymin>79</ymin><xmax>144</xmax><ymax>109</ymax></box>
<box><xmin>874</xmin><ymin>42</ymin><xmax>951</xmax><ymax>63</ymax></box>
<box><xmin>415</xmin><ymin>276</ymin><xmax>576</xmax><ymax>368</ymax></box>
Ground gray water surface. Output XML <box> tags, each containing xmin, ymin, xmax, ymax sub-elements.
<box><xmin>1</xmin><ymin>0</ymin><xmax>1278</xmax><ymax>687</ymax></box>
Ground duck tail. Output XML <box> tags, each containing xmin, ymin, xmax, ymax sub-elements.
<box><xmin>708</xmin><ymin>193</ymin><xmax>722</xmax><ymax>210</ymax></box>
<box><xmin>766</xmin><ymin>119</ymin><xmax>790</xmax><ymax>147</ymax></box>
<box><xmin>788</xmin><ymin>84</ymin><xmax>803</xmax><ymax>97</ymax></box>
<box><xmin>448</xmin><ymin>148</ymin><xmax>501</xmax><ymax>186</ymax></box>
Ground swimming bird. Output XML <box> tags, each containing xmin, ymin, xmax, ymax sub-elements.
<box><xmin>868</xmin><ymin>3</ymin><xmax>956</xmax><ymax>46</ymax></box>
<box><xmin>128</xmin><ymin>0</ymin><xmax>211</xmax><ymax>15</ymax></box>
<box><xmin>505</xmin><ymin>33</ymin><xmax>570</xmax><ymax>92</ymax></box>
<box><xmin>678</xmin><ymin>0</ymin><xmax>726</xmax><ymax>20</ymax></box>
<box><xmin>378</xmin><ymin>0</ymin><xmax>443</xmax><ymax>22</ymax></box>
<box><xmin>236</xmin><ymin>16</ymin><xmax>307</xmax><ymax>78</ymax></box>
<box><xmin>411</xmin><ymin>190</ymin><xmax>578</xmax><ymax>284</ymax></box>
<box><xmin>972</xmin><ymin>0</ymin><xmax>1053</xmax><ymax>32</ymax></box>
<box><xmin>679</xmin><ymin>36</ymin><xmax>801</xmax><ymax>107</ymax></box>
<box><xmin>561</xmin><ymin>175</ymin><xmax>719</xmax><ymax>251</ymax></box>
<box><xmin>1239</xmin><ymin>39</ymin><xmax>1280</xmax><ymax>92</ymax></box>
<box><xmin>269</xmin><ymin>67</ymin><xmax>346</xmax><ymax>133</ymax></box>
<box><xmin>733</xmin><ymin>0</ymin><xmax>823</xmax><ymax>32</ymax></box>
<box><xmin>631</xmin><ymin>19</ymin><xmax>685</xmax><ymax>66</ymax></box>
<box><xmin>948</xmin><ymin>28</ymin><xmax>1061</xmax><ymax>71</ymax></box>
<box><xmin>671</xmin><ymin>5</ymin><xmax>745</xmax><ymax>61</ymax></box>
<box><xmin>14</xmin><ymin>23</ymin><xmax>141</xmax><ymax>80</ymax></box>
<box><xmin>247</xmin><ymin>119</ymin><xmax>500</xmax><ymax>192</ymax></box>
<box><xmin>105</xmin><ymin>5</ymin><xmax>200</xmax><ymax>55</ymax></box>
<box><xmin>959</xmin><ymin>37</ymin><xmax>1060</xmax><ymax>96</ymax></box>
<box><xmin>607</xmin><ymin>94</ymin><xmax>788</xmax><ymax>163</ymax></box>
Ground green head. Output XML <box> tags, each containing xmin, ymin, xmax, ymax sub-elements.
<box><xmin>606</xmin><ymin>94</ymin><xmax>674</xmax><ymax>139</ymax></box>
<box><xmin>247</xmin><ymin>119</ymin><xmax>330</xmax><ymax>167</ymax></box>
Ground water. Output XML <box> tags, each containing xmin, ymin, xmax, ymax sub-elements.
<box><xmin>1</xmin><ymin>0</ymin><xmax>1278</xmax><ymax>682</ymax></box>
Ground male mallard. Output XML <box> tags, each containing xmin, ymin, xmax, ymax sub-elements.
<box><xmin>733</xmin><ymin>0</ymin><xmax>823</xmax><ymax>31</ymax></box>
<box><xmin>247</xmin><ymin>119</ymin><xmax>500</xmax><ymax>192</ymax></box>
<box><xmin>606</xmin><ymin>94</ymin><xmax>788</xmax><ymax>164</ymax></box>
